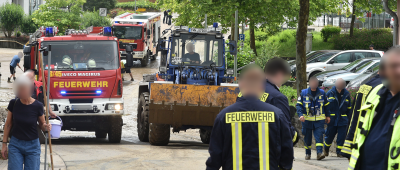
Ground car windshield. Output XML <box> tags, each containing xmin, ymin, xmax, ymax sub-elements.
<box><xmin>308</xmin><ymin>52</ymin><xmax>337</xmax><ymax>63</ymax></box>
<box><xmin>41</xmin><ymin>41</ymin><xmax>119</xmax><ymax>71</ymax></box>
<box><xmin>170</xmin><ymin>34</ymin><xmax>223</xmax><ymax>66</ymax></box>
<box><xmin>352</xmin><ymin>61</ymin><xmax>375</xmax><ymax>73</ymax></box>
<box><xmin>341</xmin><ymin>59</ymin><xmax>370</xmax><ymax>71</ymax></box>
<box><xmin>114</xmin><ymin>26</ymin><xmax>142</xmax><ymax>39</ymax></box>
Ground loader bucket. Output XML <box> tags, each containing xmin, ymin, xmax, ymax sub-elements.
<box><xmin>149</xmin><ymin>83</ymin><xmax>239</xmax><ymax>129</ymax></box>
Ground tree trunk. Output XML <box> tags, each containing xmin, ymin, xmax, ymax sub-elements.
<box><xmin>349</xmin><ymin>0</ymin><xmax>356</xmax><ymax>37</ymax></box>
<box><xmin>230</xmin><ymin>22</ymin><xmax>235</xmax><ymax>40</ymax></box>
<box><xmin>296</xmin><ymin>0</ymin><xmax>310</xmax><ymax>96</ymax></box>
<box><xmin>249</xmin><ymin>19</ymin><xmax>257</xmax><ymax>56</ymax></box>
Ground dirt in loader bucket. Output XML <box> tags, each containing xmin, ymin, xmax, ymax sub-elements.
<box><xmin>149</xmin><ymin>83</ymin><xmax>239</xmax><ymax>128</ymax></box>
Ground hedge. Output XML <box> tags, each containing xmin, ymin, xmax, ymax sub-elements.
<box><xmin>332</xmin><ymin>28</ymin><xmax>392</xmax><ymax>51</ymax></box>
<box><xmin>321</xmin><ymin>25</ymin><xmax>341</xmax><ymax>42</ymax></box>
<box><xmin>115</xmin><ymin>0</ymin><xmax>159</xmax><ymax>9</ymax></box>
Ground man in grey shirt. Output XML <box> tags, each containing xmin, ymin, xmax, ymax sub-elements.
<box><xmin>183</xmin><ymin>42</ymin><xmax>200</xmax><ymax>64</ymax></box>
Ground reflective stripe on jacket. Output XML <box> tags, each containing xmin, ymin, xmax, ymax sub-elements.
<box><xmin>206</xmin><ymin>96</ymin><xmax>293</xmax><ymax>170</ymax></box>
<box><xmin>296</xmin><ymin>87</ymin><xmax>329</xmax><ymax>128</ymax></box>
<box><xmin>326</xmin><ymin>86</ymin><xmax>351</xmax><ymax>127</ymax></box>
<box><xmin>348</xmin><ymin>84</ymin><xmax>389</xmax><ymax>170</ymax></box>
<box><xmin>341</xmin><ymin>75</ymin><xmax>381</xmax><ymax>158</ymax></box>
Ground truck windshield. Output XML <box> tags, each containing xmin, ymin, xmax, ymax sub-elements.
<box><xmin>170</xmin><ymin>34</ymin><xmax>223</xmax><ymax>66</ymax></box>
<box><xmin>41</xmin><ymin>41</ymin><xmax>119</xmax><ymax>71</ymax></box>
<box><xmin>114</xmin><ymin>26</ymin><xmax>142</xmax><ymax>39</ymax></box>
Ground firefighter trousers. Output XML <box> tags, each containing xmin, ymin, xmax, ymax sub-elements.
<box><xmin>324</xmin><ymin>125</ymin><xmax>346</xmax><ymax>154</ymax></box>
<box><xmin>302</xmin><ymin>124</ymin><xmax>324</xmax><ymax>155</ymax></box>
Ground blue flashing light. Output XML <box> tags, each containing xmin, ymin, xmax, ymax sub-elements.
<box><xmin>60</xmin><ymin>91</ymin><xmax>66</xmax><ymax>94</ymax></box>
<box><xmin>138</xmin><ymin>22</ymin><xmax>142</xmax><ymax>24</ymax></box>
<box><xmin>103</xmin><ymin>27</ymin><xmax>112</xmax><ymax>36</ymax></box>
<box><xmin>45</xmin><ymin>27</ymin><xmax>54</xmax><ymax>37</ymax></box>
<box><xmin>96</xmin><ymin>90</ymin><xmax>102</xmax><ymax>94</ymax></box>
<box><xmin>213</xmin><ymin>22</ymin><xmax>218</xmax><ymax>28</ymax></box>
<box><xmin>115</xmin><ymin>21</ymin><xmax>119</xmax><ymax>23</ymax></box>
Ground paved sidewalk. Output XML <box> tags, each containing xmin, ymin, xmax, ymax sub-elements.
<box><xmin>294</xmin><ymin>147</ymin><xmax>349</xmax><ymax>170</ymax></box>
<box><xmin>0</xmin><ymin>145</ymin><xmax>67</xmax><ymax>170</ymax></box>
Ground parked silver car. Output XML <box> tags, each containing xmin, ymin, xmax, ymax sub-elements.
<box><xmin>306</xmin><ymin>50</ymin><xmax>383</xmax><ymax>80</ymax></box>
<box><xmin>322</xmin><ymin>59</ymin><xmax>380</xmax><ymax>87</ymax></box>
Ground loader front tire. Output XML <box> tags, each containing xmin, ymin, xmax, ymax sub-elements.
<box><xmin>137</xmin><ymin>92</ymin><xmax>150</xmax><ymax>142</ymax></box>
<box><xmin>149</xmin><ymin>123</ymin><xmax>170</xmax><ymax>146</ymax></box>
<box><xmin>141</xmin><ymin>53</ymin><xmax>149</xmax><ymax>67</ymax></box>
<box><xmin>200</xmin><ymin>129</ymin><xmax>211</xmax><ymax>144</ymax></box>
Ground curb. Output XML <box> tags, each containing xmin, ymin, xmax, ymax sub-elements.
<box><xmin>40</xmin><ymin>146</ymin><xmax>67</xmax><ymax>170</ymax></box>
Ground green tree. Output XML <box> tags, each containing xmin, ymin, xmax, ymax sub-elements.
<box><xmin>81</xmin><ymin>11</ymin><xmax>112</xmax><ymax>28</ymax></box>
<box><xmin>32</xmin><ymin>0</ymin><xmax>86</xmax><ymax>34</ymax></box>
<box><xmin>0</xmin><ymin>3</ymin><xmax>24</xmax><ymax>37</ymax></box>
<box><xmin>21</xmin><ymin>15</ymin><xmax>38</xmax><ymax>35</ymax></box>
<box><xmin>83</xmin><ymin>0</ymin><xmax>117</xmax><ymax>12</ymax></box>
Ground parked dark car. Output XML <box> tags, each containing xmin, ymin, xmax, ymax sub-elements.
<box><xmin>315</xmin><ymin>58</ymin><xmax>380</xmax><ymax>86</ymax></box>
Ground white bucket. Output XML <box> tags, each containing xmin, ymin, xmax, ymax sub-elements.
<box><xmin>49</xmin><ymin>116</ymin><xmax>63</xmax><ymax>139</ymax></box>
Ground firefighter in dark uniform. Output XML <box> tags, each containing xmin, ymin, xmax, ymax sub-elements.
<box><xmin>206</xmin><ymin>65</ymin><xmax>293</xmax><ymax>170</ymax></box>
<box><xmin>237</xmin><ymin>58</ymin><xmax>299</xmax><ymax>145</ymax></box>
<box><xmin>324</xmin><ymin>78</ymin><xmax>351</xmax><ymax>157</ymax></box>
<box><xmin>347</xmin><ymin>47</ymin><xmax>400</xmax><ymax>170</ymax></box>
<box><xmin>296</xmin><ymin>77</ymin><xmax>330</xmax><ymax>160</ymax></box>
<box><xmin>340</xmin><ymin>73</ymin><xmax>381</xmax><ymax>158</ymax></box>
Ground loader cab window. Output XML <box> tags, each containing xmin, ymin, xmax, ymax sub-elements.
<box><xmin>114</xmin><ymin>26</ymin><xmax>143</xmax><ymax>39</ymax></box>
<box><xmin>171</xmin><ymin>34</ymin><xmax>222</xmax><ymax>66</ymax></box>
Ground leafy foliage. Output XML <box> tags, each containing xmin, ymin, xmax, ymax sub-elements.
<box><xmin>32</xmin><ymin>0</ymin><xmax>85</xmax><ymax>34</ymax></box>
<box><xmin>20</xmin><ymin>15</ymin><xmax>38</xmax><ymax>35</ymax></box>
<box><xmin>255</xmin><ymin>43</ymin><xmax>279</xmax><ymax>69</ymax></box>
<box><xmin>81</xmin><ymin>11</ymin><xmax>112</xmax><ymax>28</ymax></box>
<box><xmin>116</xmin><ymin>0</ymin><xmax>159</xmax><ymax>9</ymax></box>
<box><xmin>83</xmin><ymin>0</ymin><xmax>117</xmax><ymax>12</ymax></box>
<box><xmin>226</xmin><ymin>46</ymin><xmax>255</xmax><ymax>71</ymax></box>
<box><xmin>0</xmin><ymin>3</ymin><xmax>24</xmax><ymax>37</ymax></box>
<box><xmin>332</xmin><ymin>28</ymin><xmax>392</xmax><ymax>51</ymax></box>
<box><xmin>320</xmin><ymin>25</ymin><xmax>341</xmax><ymax>42</ymax></box>
<box><xmin>280</xmin><ymin>85</ymin><xmax>297</xmax><ymax>107</ymax></box>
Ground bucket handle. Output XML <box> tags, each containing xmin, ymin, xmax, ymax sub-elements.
<box><xmin>49</xmin><ymin>116</ymin><xmax>63</xmax><ymax>126</ymax></box>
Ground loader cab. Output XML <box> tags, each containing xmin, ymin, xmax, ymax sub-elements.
<box><xmin>169</xmin><ymin>32</ymin><xmax>224</xmax><ymax>67</ymax></box>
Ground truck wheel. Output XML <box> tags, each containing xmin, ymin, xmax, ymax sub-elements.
<box><xmin>199</xmin><ymin>129</ymin><xmax>211</xmax><ymax>144</ymax></box>
<box><xmin>150</xmin><ymin>55</ymin><xmax>156</xmax><ymax>61</ymax></box>
<box><xmin>108</xmin><ymin>116</ymin><xmax>122</xmax><ymax>143</ymax></box>
<box><xmin>95</xmin><ymin>130</ymin><xmax>107</xmax><ymax>138</ymax></box>
<box><xmin>37</xmin><ymin>126</ymin><xmax>46</xmax><ymax>144</ymax></box>
<box><xmin>141</xmin><ymin>54</ymin><xmax>149</xmax><ymax>67</ymax></box>
<box><xmin>137</xmin><ymin>92</ymin><xmax>150</xmax><ymax>142</ymax></box>
<box><xmin>149</xmin><ymin>123</ymin><xmax>170</xmax><ymax>146</ymax></box>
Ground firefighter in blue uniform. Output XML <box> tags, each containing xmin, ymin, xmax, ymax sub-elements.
<box><xmin>296</xmin><ymin>76</ymin><xmax>330</xmax><ymax>160</ymax></box>
<box><xmin>324</xmin><ymin>78</ymin><xmax>351</xmax><ymax>157</ymax></box>
<box><xmin>340</xmin><ymin>73</ymin><xmax>381</xmax><ymax>158</ymax></box>
<box><xmin>206</xmin><ymin>65</ymin><xmax>293</xmax><ymax>170</ymax></box>
<box><xmin>237</xmin><ymin>58</ymin><xmax>299</xmax><ymax>145</ymax></box>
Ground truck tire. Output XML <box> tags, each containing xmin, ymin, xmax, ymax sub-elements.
<box><xmin>95</xmin><ymin>130</ymin><xmax>107</xmax><ymax>138</ymax></box>
<box><xmin>137</xmin><ymin>92</ymin><xmax>150</xmax><ymax>142</ymax></box>
<box><xmin>108</xmin><ymin>116</ymin><xmax>122</xmax><ymax>143</ymax></box>
<box><xmin>150</xmin><ymin>55</ymin><xmax>156</xmax><ymax>61</ymax></box>
<box><xmin>37</xmin><ymin>126</ymin><xmax>46</xmax><ymax>144</ymax></box>
<box><xmin>141</xmin><ymin>54</ymin><xmax>149</xmax><ymax>67</ymax></box>
<box><xmin>149</xmin><ymin>123</ymin><xmax>170</xmax><ymax>146</ymax></box>
<box><xmin>199</xmin><ymin>129</ymin><xmax>211</xmax><ymax>144</ymax></box>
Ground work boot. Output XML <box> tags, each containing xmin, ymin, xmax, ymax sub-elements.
<box><xmin>305</xmin><ymin>154</ymin><xmax>311</xmax><ymax>160</ymax></box>
<box><xmin>7</xmin><ymin>77</ymin><xmax>11</xmax><ymax>83</ymax></box>
<box><xmin>337</xmin><ymin>153</ymin><xmax>345</xmax><ymax>158</ymax></box>
<box><xmin>317</xmin><ymin>153</ymin><xmax>325</xmax><ymax>160</ymax></box>
<box><xmin>131</xmin><ymin>78</ymin><xmax>134</xmax><ymax>81</ymax></box>
<box><xmin>122</xmin><ymin>78</ymin><xmax>125</xmax><ymax>81</ymax></box>
<box><xmin>13</xmin><ymin>77</ymin><xmax>16</xmax><ymax>81</ymax></box>
<box><xmin>324</xmin><ymin>148</ymin><xmax>329</xmax><ymax>157</ymax></box>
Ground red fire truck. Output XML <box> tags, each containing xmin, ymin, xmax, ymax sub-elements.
<box><xmin>23</xmin><ymin>26</ymin><xmax>124</xmax><ymax>143</ymax></box>
<box><xmin>113</xmin><ymin>12</ymin><xmax>161</xmax><ymax>67</ymax></box>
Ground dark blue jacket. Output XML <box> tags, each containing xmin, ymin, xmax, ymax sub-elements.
<box><xmin>296</xmin><ymin>87</ymin><xmax>328</xmax><ymax>129</ymax></box>
<box><xmin>326</xmin><ymin>86</ymin><xmax>351</xmax><ymax>126</ymax></box>
<box><xmin>206</xmin><ymin>96</ymin><xmax>293</xmax><ymax>170</ymax></box>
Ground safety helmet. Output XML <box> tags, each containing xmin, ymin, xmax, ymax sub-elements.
<box><xmin>87</xmin><ymin>59</ymin><xmax>96</xmax><ymax>68</ymax></box>
<box><xmin>62</xmin><ymin>56</ymin><xmax>72</xmax><ymax>66</ymax></box>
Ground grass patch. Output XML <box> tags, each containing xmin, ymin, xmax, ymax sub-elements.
<box><xmin>268</xmin><ymin>31</ymin><xmax>334</xmax><ymax>58</ymax></box>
